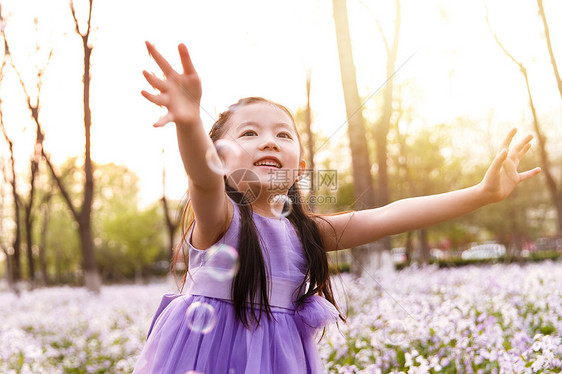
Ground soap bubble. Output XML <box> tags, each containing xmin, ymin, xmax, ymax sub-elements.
<box><xmin>269</xmin><ymin>194</ymin><xmax>292</xmax><ymax>218</ymax></box>
<box><xmin>205</xmin><ymin>244</ymin><xmax>239</xmax><ymax>281</ymax></box>
<box><xmin>205</xmin><ymin>139</ymin><xmax>240</xmax><ymax>175</ymax></box>
<box><xmin>383</xmin><ymin>319</ymin><xmax>408</xmax><ymax>346</ymax></box>
<box><xmin>186</xmin><ymin>301</ymin><xmax>216</xmax><ymax>334</ymax></box>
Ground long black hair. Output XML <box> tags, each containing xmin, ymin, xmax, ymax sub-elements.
<box><xmin>173</xmin><ymin>97</ymin><xmax>345</xmax><ymax>328</ymax></box>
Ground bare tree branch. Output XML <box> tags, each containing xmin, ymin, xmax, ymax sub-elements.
<box><xmin>486</xmin><ymin>6</ymin><xmax>562</xmax><ymax>234</ymax></box>
<box><xmin>358</xmin><ymin>0</ymin><xmax>389</xmax><ymax>54</ymax></box>
<box><xmin>537</xmin><ymin>0</ymin><xmax>562</xmax><ymax>101</ymax></box>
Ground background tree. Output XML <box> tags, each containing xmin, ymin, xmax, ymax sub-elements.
<box><xmin>0</xmin><ymin>157</ymin><xmax>17</xmax><ymax>293</ymax></box>
<box><xmin>302</xmin><ymin>69</ymin><xmax>316</xmax><ymax>211</ymax></box>
<box><xmin>463</xmin><ymin>148</ymin><xmax>548</xmax><ymax>259</ymax></box>
<box><xmin>487</xmin><ymin>11</ymin><xmax>562</xmax><ymax>236</ymax></box>
<box><xmin>36</xmin><ymin>186</ymin><xmax>53</xmax><ymax>285</ymax></box>
<box><xmin>31</xmin><ymin>158</ymin><xmax>165</xmax><ymax>284</ymax></box>
<box><xmin>0</xmin><ymin>102</ymin><xmax>22</xmax><ymax>284</ymax></box>
<box><xmin>332</xmin><ymin>0</ymin><xmax>380</xmax><ymax>275</ymax></box>
<box><xmin>40</xmin><ymin>0</ymin><xmax>101</xmax><ymax>292</ymax></box>
<box><xmin>4</xmin><ymin>18</ymin><xmax>52</xmax><ymax>286</ymax></box>
<box><xmin>94</xmin><ymin>162</ymin><xmax>164</xmax><ymax>282</ymax></box>
<box><xmin>161</xmin><ymin>148</ymin><xmax>183</xmax><ymax>262</ymax></box>
<box><xmin>367</xmin><ymin>0</ymin><xmax>402</xmax><ymax>255</ymax></box>
<box><xmin>537</xmin><ymin>0</ymin><xmax>562</xmax><ymax>102</ymax></box>
<box><xmin>391</xmin><ymin>124</ymin><xmax>464</xmax><ymax>263</ymax></box>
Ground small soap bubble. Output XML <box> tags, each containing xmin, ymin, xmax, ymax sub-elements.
<box><xmin>186</xmin><ymin>301</ymin><xmax>216</xmax><ymax>334</ymax></box>
<box><xmin>269</xmin><ymin>194</ymin><xmax>292</xmax><ymax>218</ymax></box>
<box><xmin>205</xmin><ymin>244</ymin><xmax>239</xmax><ymax>281</ymax></box>
<box><xmin>383</xmin><ymin>319</ymin><xmax>408</xmax><ymax>346</ymax></box>
<box><xmin>205</xmin><ymin>139</ymin><xmax>240</xmax><ymax>175</ymax></box>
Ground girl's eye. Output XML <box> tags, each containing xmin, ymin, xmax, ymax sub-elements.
<box><xmin>278</xmin><ymin>132</ymin><xmax>292</xmax><ymax>139</ymax></box>
<box><xmin>241</xmin><ymin>130</ymin><xmax>257</xmax><ymax>136</ymax></box>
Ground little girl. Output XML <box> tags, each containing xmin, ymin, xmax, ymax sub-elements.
<box><xmin>133</xmin><ymin>42</ymin><xmax>540</xmax><ymax>374</ymax></box>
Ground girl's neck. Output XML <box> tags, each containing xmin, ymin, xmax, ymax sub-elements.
<box><xmin>250</xmin><ymin>192</ymin><xmax>287</xmax><ymax>218</ymax></box>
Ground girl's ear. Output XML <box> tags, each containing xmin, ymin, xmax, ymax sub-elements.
<box><xmin>296</xmin><ymin>159</ymin><xmax>306</xmax><ymax>181</ymax></box>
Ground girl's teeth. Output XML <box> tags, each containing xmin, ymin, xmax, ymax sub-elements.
<box><xmin>255</xmin><ymin>161</ymin><xmax>280</xmax><ymax>167</ymax></box>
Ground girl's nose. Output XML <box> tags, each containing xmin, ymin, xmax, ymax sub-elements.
<box><xmin>259</xmin><ymin>137</ymin><xmax>280</xmax><ymax>151</ymax></box>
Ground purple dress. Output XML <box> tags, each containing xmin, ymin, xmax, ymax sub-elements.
<box><xmin>133</xmin><ymin>197</ymin><xmax>339</xmax><ymax>374</ymax></box>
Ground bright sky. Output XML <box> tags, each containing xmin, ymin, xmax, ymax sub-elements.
<box><xmin>1</xmin><ymin>0</ymin><xmax>561</xmax><ymax>208</ymax></box>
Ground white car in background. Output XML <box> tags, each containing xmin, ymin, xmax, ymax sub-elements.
<box><xmin>461</xmin><ymin>243</ymin><xmax>506</xmax><ymax>260</ymax></box>
<box><xmin>391</xmin><ymin>247</ymin><xmax>408</xmax><ymax>264</ymax></box>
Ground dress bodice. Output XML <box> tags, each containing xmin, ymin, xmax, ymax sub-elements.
<box><xmin>184</xmin><ymin>197</ymin><xmax>308</xmax><ymax>310</ymax></box>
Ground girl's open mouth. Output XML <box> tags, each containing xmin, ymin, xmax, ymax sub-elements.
<box><xmin>253</xmin><ymin>158</ymin><xmax>282</xmax><ymax>168</ymax></box>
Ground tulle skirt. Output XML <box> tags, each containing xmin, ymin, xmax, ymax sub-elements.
<box><xmin>132</xmin><ymin>294</ymin><xmax>327</xmax><ymax>374</ymax></box>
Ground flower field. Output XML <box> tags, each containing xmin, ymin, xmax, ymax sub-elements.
<box><xmin>1</xmin><ymin>261</ymin><xmax>560</xmax><ymax>373</ymax></box>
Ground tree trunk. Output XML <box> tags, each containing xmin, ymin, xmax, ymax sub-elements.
<box><xmin>332</xmin><ymin>0</ymin><xmax>380</xmax><ymax>275</ymax></box>
<box><xmin>23</xmin><ymin>150</ymin><xmax>40</xmax><ymax>284</ymax></box>
<box><xmin>418</xmin><ymin>229</ymin><xmax>430</xmax><ymax>264</ymax></box>
<box><xmin>2</xmin><ymin>129</ymin><xmax>22</xmax><ymax>282</ymax></box>
<box><xmin>509</xmin><ymin>209</ymin><xmax>523</xmax><ymax>262</ymax></box>
<box><xmin>304</xmin><ymin>69</ymin><xmax>316</xmax><ymax>211</ymax></box>
<box><xmin>23</xmin><ymin>214</ymin><xmax>35</xmax><ymax>284</ymax></box>
<box><xmin>405</xmin><ymin>230</ymin><xmax>413</xmax><ymax>266</ymax></box>
<box><xmin>0</xmin><ymin>158</ymin><xmax>16</xmax><ymax>292</ymax></box>
<box><xmin>520</xmin><ymin>67</ymin><xmax>562</xmax><ymax>234</ymax></box>
<box><xmin>22</xmin><ymin>124</ymin><xmax>44</xmax><ymax>286</ymax></box>
<box><xmin>79</xmin><ymin>219</ymin><xmax>101</xmax><ymax>291</ymax></box>
<box><xmin>374</xmin><ymin>0</ymin><xmax>401</xmax><ymax>254</ymax></box>
<box><xmin>2</xmin><ymin>248</ymin><xmax>15</xmax><ymax>293</ymax></box>
<box><xmin>38</xmin><ymin>197</ymin><xmax>51</xmax><ymax>286</ymax></box>
<box><xmin>162</xmin><ymin>157</ymin><xmax>180</xmax><ymax>262</ymax></box>
<box><xmin>0</xmin><ymin>170</ymin><xmax>16</xmax><ymax>293</ymax></box>
<box><xmin>45</xmin><ymin>0</ymin><xmax>102</xmax><ymax>292</ymax></box>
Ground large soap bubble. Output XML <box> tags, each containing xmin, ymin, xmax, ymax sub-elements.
<box><xmin>205</xmin><ymin>139</ymin><xmax>241</xmax><ymax>175</ymax></box>
<box><xmin>204</xmin><ymin>243</ymin><xmax>239</xmax><ymax>281</ymax></box>
<box><xmin>186</xmin><ymin>301</ymin><xmax>217</xmax><ymax>334</ymax></box>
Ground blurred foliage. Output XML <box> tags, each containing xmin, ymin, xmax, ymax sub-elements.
<box><xmin>20</xmin><ymin>158</ymin><xmax>167</xmax><ymax>284</ymax></box>
<box><xmin>92</xmin><ymin>162</ymin><xmax>165</xmax><ymax>282</ymax></box>
<box><xmin>461</xmin><ymin>150</ymin><xmax>550</xmax><ymax>250</ymax></box>
<box><xmin>393</xmin><ymin>250</ymin><xmax>560</xmax><ymax>270</ymax></box>
<box><xmin>306</xmin><ymin>117</ymin><xmax>556</xmax><ymax>260</ymax></box>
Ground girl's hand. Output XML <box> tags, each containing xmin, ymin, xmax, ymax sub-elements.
<box><xmin>141</xmin><ymin>41</ymin><xmax>202</xmax><ymax>128</ymax></box>
<box><xmin>480</xmin><ymin>128</ymin><xmax>541</xmax><ymax>203</ymax></box>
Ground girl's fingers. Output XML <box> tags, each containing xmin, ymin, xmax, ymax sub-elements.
<box><xmin>518</xmin><ymin>167</ymin><xmax>541</xmax><ymax>182</ymax></box>
<box><xmin>178</xmin><ymin>43</ymin><xmax>196</xmax><ymax>75</ymax></box>
<box><xmin>141</xmin><ymin>90</ymin><xmax>167</xmax><ymax>106</ymax></box>
<box><xmin>501</xmin><ymin>128</ymin><xmax>517</xmax><ymax>151</ymax></box>
<box><xmin>143</xmin><ymin>70</ymin><xmax>166</xmax><ymax>91</ymax></box>
<box><xmin>153</xmin><ymin>113</ymin><xmax>173</xmax><ymax>128</ymax></box>
<box><xmin>145</xmin><ymin>41</ymin><xmax>176</xmax><ymax>77</ymax></box>
<box><xmin>489</xmin><ymin>148</ymin><xmax>508</xmax><ymax>174</ymax></box>
<box><xmin>509</xmin><ymin>134</ymin><xmax>533</xmax><ymax>160</ymax></box>
<box><xmin>518</xmin><ymin>142</ymin><xmax>532</xmax><ymax>160</ymax></box>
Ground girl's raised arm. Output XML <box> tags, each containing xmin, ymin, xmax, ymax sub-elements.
<box><xmin>316</xmin><ymin>129</ymin><xmax>541</xmax><ymax>251</ymax></box>
<box><xmin>142</xmin><ymin>42</ymin><xmax>232</xmax><ymax>249</ymax></box>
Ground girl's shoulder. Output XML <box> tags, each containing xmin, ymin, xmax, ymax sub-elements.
<box><xmin>188</xmin><ymin>195</ymin><xmax>239</xmax><ymax>253</ymax></box>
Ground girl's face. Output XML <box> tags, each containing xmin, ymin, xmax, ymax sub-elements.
<box><xmin>223</xmin><ymin>102</ymin><xmax>305</xmax><ymax>196</ymax></box>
